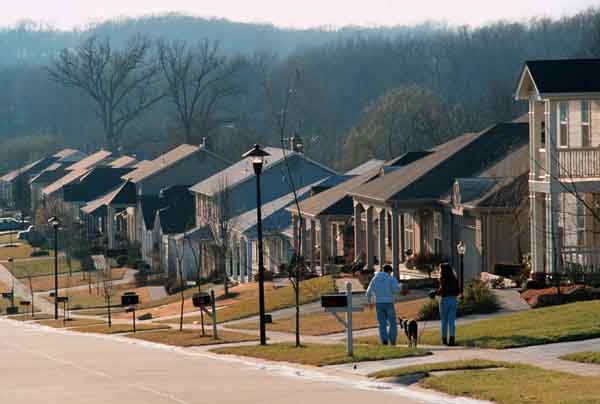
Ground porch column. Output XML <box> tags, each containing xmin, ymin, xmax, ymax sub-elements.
<box><xmin>234</xmin><ymin>242</ymin><xmax>240</xmax><ymax>281</ymax></box>
<box><xmin>391</xmin><ymin>211</ymin><xmax>400</xmax><ymax>280</ymax></box>
<box><xmin>400</xmin><ymin>213</ymin><xmax>406</xmax><ymax>262</ymax></box>
<box><xmin>239</xmin><ymin>239</ymin><xmax>247</xmax><ymax>283</ymax></box>
<box><xmin>545</xmin><ymin>99</ymin><xmax>559</xmax><ymax>274</ymax></box>
<box><xmin>546</xmin><ymin>193</ymin><xmax>559</xmax><ymax>273</ymax></box>
<box><xmin>330</xmin><ymin>223</ymin><xmax>338</xmax><ymax>259</ymax></box>
<box><xmin>378</xmin><ymin>208</ymin><xmax>386</xmax><ymax>266</ymax></box>
<box><xmin>300</xmin><ymin>218</ymin><xmax>308</xmax><ymax>259</ymax></box>
<box><xmin>310</xmin><ymin>219</ymin><xmax>317</xmax><ymax>271</ymax></box>
<box><xmin>292</xmin><ymin>215</ymin><xmax>299</xmax><ymax>253</ymax></box>
<box><xmin>320</xmin><ymin>217</ymin><xmax>330</xmax><ymax>275</ymax></box>
<box><xmin>247</xmin><ymin>240</ymin><xmax>254</xmax><ymax>282</ymax></box>
<box><xmin>353</xmin><ymin>203</ymin><xmax>364</xmax><ymax>262</ymax></box>
<box><xmin>365</xmin><ymin>206</ymin><xmax>374</xmax><ymax>269</ymax></box>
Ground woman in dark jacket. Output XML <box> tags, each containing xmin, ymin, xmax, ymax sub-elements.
<box><xmin>433</xmin><ymin>262</ymin><xmax>460</xmax><ymax>346</ymax></box>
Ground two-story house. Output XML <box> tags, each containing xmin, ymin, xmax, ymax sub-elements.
<box><xmin>516</xmin><ymin>59</ymin><xmax>600</xmax><ymax>275</ymax></box>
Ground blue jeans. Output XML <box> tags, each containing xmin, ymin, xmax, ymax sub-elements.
<box><xmin>439</xmin><ymin>296</ymin><xmax>457</xmax><ymax>339</ymax></box>
<box><xmin>375</xmin><ymin>303</ymin><xmax>397</xmax><ymax>345</ymax></box>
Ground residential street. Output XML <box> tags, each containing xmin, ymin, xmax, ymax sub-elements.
<box><xmin>0</xmin><ymin>319</ymin><xmax>484</xmax><ymax>404</ymax></box>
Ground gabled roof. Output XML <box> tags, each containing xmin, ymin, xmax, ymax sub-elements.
<box><xmin>63</xmin><ymin>167</ymin><xmax>134</xmax><ymax>202</ymax></box>
<box><xmin>29</xmin><ymin>167</ymin><xmax>68</xmax><ymax>186</ymax></box>
<box><xmin>80</xmin><ymin>181</ymin><xmax>137</xmax><ymax>214</ymax></box>
<box><xmin>53</xmin><ymin>149</ymin><xmax>85</xmax><ymax>162</ymax></box>
<box><xmin>516</xmin><ymin>59</ymin><xmax>600</xmax><ymax>99</ymax></box>
<box><xmin>345</xmin><ymin>159</ymin><xmax>384</xmax><ymax>175</ymax></box>
<box><xmin>109</xmin><ymin>155</ymin><xmax>137</xmax><ymax>168</ymax></box>
<box><xmin>190</xmin><ymin>147</ymin><xmax>336</xmax><ymax>196</ymax></box>
<box><xmin>0</xmin><ymin>158</ymin><xmax>45</xmax><ymax>182</ymax></box>
<box><xmin>139</xmin><ymin>195</ymin><xmax>165</xmax><ymax>230</ymax></box>
<box><xmin>65</xmin><ymin>150</ymin><xmax>112</xmax><ymax>171</ymax></box>
<box><xmin>124</xmin><ymin>144</ymin><xmax>225</xmax><ymax>183</ymax></box>
<box><xmin>42</xmin><ymin>169</ymin><xmax>89</xmax><ymax>196</ymax></box>
<box><xmin>349</xmin><ymin>122</ymin><xmax>529</xmax><ymax>204</ymax></box>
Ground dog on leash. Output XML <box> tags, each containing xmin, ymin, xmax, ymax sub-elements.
<box><xmin>398</xmin><ymin>318</ymin><xmax>419</xmax><ymax>348</ymax></box>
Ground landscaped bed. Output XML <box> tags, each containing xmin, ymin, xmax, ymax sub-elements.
<box><xmin>129</xmin><ymin>329</ymin><xmax>258</xmax><ymax>347</ymax></box>
<box><xmin>561</xmin><ymin>351</ymin><xmax>600</xmax><ymax>365</ymax></box>
<box><xmin>357</xmin><ymin>299</ymin><xmax>600</xmax><ymax>349</ymax></box>
<box><xmin>160</xmin><ymin>276</ymin><xmax>336</xmax><ymax>325</ymax></box>
<box><xmin>70</xmin><ymin>323</ymin><xmax>171</xmax><ymax>334</ymax></box>
<box><xmin>229</xmin><ymin>298</ymin><xmax>428</xmax><ymax>336</ymax></box>
<box><xmin>211</xmin><ymin>342</ymin><xmax>430</xmax><ymax>366</ymax></box>
<box><xmin>369</xmin><ymin>359</ymin><xmax>600</xmax><ymax>404</ymax></box>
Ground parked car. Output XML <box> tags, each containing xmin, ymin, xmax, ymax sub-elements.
<box><xmin>17</xmin><ymin>226</ymin><xmax>34</xmax><ymax>240</ymax></box>
<box><xmin>0</xmin><ymin>217</ymin><xmax>30</xmax><ymax>232</ymax></box>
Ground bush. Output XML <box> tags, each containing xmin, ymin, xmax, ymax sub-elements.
<box><xmin>115</xmin><ymin>255</ymin><xmax>128</xmax><ymax>267</ymax></box>
<box><xmin>29</xmin><ymin>250</ymin><xmax>49</xmax><ymax>257</ymax></box>
<box><xmin>418</xmin><ymin>280</ymin><xmax>500</xmax><ymax>320</ymax></box>
<box><xmin>414</xmin><ymin>253</ymin><xmax>444</xmax><ymax>278</ymax></box>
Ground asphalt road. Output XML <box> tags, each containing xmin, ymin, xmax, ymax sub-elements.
<box><xmin>0</xmin><ymin>319</ymin><xmax>481</xmax><ymax>404</ymax></box>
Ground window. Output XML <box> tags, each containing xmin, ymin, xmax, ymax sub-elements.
<box><xmin>404</xmin><ymin>213</ymin><xmax>414</xmax><ymax>254</ymax></box>
<box><xmin>582</xmin><ymin>101</ymin><xmax>591</xmax><ymax>147</ymax></box>
<box><xmin>559</xmin><ymin>102</ymin><xmax>569</xmax><ymax>147</ymax></box>
<box><xmin>540</xmin><ymin>121</ymin><xmax>546</xmax><ymax>148</ymax></box>
<box><xmin>577</xmin><ymin>200</ymin><xmax>585</xmax><ymax>247</ymax></box>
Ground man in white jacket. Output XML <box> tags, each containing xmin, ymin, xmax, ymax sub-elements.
<box><xmin>366</xmin><ymin>265</ymin><xmax>403</xmax><ymax>345</ymax></box>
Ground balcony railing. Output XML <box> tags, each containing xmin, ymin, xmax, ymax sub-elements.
<box><xmin>561</xmin><ymin>247</ymin><xmax>600</xmax><ymax>272</ymax></box>
<box><xmin>558</xmin><ymin>148</ymin><xmax>600</xmax><ymax>178</ymax></box>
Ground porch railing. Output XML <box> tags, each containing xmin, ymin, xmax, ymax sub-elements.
<box><xmin>558</xmin><ymin>148</ymin><xmax>600</xmax><ymax>178</ymax></box>
<box><xmin>561</xmin><ymin>247</ymin><xmax>600</xmax><ymax>272</ymax></box>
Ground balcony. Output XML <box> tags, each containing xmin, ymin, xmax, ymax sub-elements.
<box><xmin>558</xmin><ymin>148</ymin><xmax>600</xmax><ymax>179</ymax></box>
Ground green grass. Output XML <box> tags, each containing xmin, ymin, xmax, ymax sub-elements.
<box><xmin>369</xmin><ymin>359</ymin><xmax>506</xmax><ymax>378</ymax></box>
<box><xmin>371</xmin><ymin>360</ymin><xmax>600</xmax><ymax>404</ymax></box>
<box><xmin>211</xmin><ymin>342</ymin><xmax>430</xmax><ymax>366</ymax></box>
<box><xmin>165</xmin><ymin>276</ymin><xmax>336</xmax><ymax>325</ymax></box>
<box><xmin>128</xmin><ymin>329</ymin><xmax>258</xmax><ymax>347</ymax></box>
<box><xmin>70</xmin><ymin>323</ymin><xmax>171</xmax><ymax>334</ymax></box>
<box><xmin>8</xmin><ymin>257</ymin><xmax>80</xmax><ymax>278</ymax></box>
<box><xmin>561</xmin><ymin>351</ymin><xmax>600</xmax><ymax>365</ymax></box>
<box><xmin>358</xmin><ymin>300</ymin><xmax>600</xmax><ymax>349</ymax></box>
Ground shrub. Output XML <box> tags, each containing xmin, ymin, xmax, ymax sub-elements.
<box><xmin>254</xmin><ymin>270</ymin><xmax>274</xmax><ymax>282</ymax></box>
<box><xmin>115</xmin><ymin>255</ymin><xmax>128</xmax><ymax>267</ymax></box>
<box><xmin>414</xmin><ymin>253</ymin><xmax>444</xmax><ymax>278</ymax></box>
<box><xmin>418</xmin><ymin>280</ymin><xmax>500</xmax><ymax>320</ymax></box>
<box><xmin>29</xmin><ymin>250</ymin><xmax>49</xmax><ymax>257</ymax></box>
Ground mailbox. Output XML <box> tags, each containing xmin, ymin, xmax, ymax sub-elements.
<box><xmin>121</xmin><ymin>292</ymin><xmax>139</xmax><ymax>306</ymax></box>
<box><xmin>264</xmin><ymin>314</ymin><xmax>273</xmax><ymax>324</ymax></box>
<box><xmin>48</xmin><ymin>292</ymin><xmax>55</xmax><ymax>297</ymax></box>
<box><xmin>1</xmin><ymin>292</ymin><xmax>13</xmax><ymax>299</ymax></box>
<box><xmin>192</xmin><ymin>292</ymin><xmax>211</xmax><ymax>307</ymax></box>
<box><xmin>19</xmin><ymin>301</ymin><xmax>31</xmax><ymax>306</ymax></box>
<box><xmin>320</xmin><ymin>293</ymin><xmax>348</xmax><ymax>308</ymax></box>
<box><xmin>6</xmin><ymin>306</ymin><xmax>18</xmax><ymax>315</ymax></box>
<box><xmin>56</xmin><ymin>296</ymin><xmax>69</xmax><ymax>303</ymax></box>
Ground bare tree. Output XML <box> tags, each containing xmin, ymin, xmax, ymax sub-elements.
<box><xmin>47</xmin><ymin>35</ymin><xmax>163</xmax><ymax>151</ymax></box>
<box><xmin>158</xmin><ymin>39</ymin><xmax>238</xmax><ymax>144</ymax></box>
<box><xmin>208</xmin><ymin>176</ymin><xmax>236</xmax><ymax>297</ymax></box>
<box><xmin>100</xmin><ymin>255</ymin><xmax>114</xmax><ymax>327</ymax></box>
<box><xmin>173</xmin><ymin>235</ymin><xmax>189</xmax><ymax>332</ymax></box>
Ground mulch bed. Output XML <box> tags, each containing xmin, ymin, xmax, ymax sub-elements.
<box><xmin>521</xmin><ymin>285</ymin><xmax>600</xmax><ymax>308</ymax></box>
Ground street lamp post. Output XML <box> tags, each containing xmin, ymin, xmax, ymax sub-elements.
<box><xmin>8</xmin><ymin>257</ymin><xmax>15</xmax><ymax>308</ymax></box>
<box><xmin>48</xmin><ymin>216</ymin><xmax>61</xmax><ymax>319</ymax></box>
<box><xmin>456</xmin><ymin>241</ymin><xmax>466</xmax><ymax>292</ymax></box>
<box><xmin>242</xmin><ymin>144</ymin><xmax>270</xmax><ymax>346</ymax></box>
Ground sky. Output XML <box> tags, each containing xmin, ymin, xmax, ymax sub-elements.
<box><xmin>2</xmin><ymin>0</ymin><xmax>598</xmax><ymax>30</ymax></box>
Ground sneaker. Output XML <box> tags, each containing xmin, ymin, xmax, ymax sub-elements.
<box><xmin>449</xmin><ymin>336</ymin><xmax>456</xmax><ymax>347</ymax></box>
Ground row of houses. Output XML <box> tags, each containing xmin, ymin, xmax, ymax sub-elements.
<box><xmin>2</xmin><ymin>58</ymin><xmax>595</xmax><ymax>283</ymax></box>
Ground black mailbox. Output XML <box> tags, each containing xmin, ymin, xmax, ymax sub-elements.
<box><xmin>1</xmin><ymin>292</ymin><xmax>12</xmax><ymax>299</ymax></box>
<box><xmin>6</xmin><ymin>306</ymin><xmax>18</xmax><ymax>315</ymax></box>
<box><xmin>264</xmin><ymin>314</ymin><xmax>273</xmax><ymax>324</ymax></box>
<box><xmin>121</xmin><ymin>292</ymin><xmax>139</xmax><ymax>306</ymax></box>
<box><xmin>48</xmin><ymin>292</ymin><xmax>55</xmax><ymax>297</ymax></box>
<box><xmin>19</xmin><ymin>301</ymin><xmax>31</xmax><ymax>306</ymax></box>
<box><xmin>192</xmin><ymin>292</ymin><xmax>211</xmax><ymax>307</ymax></box>
<box><xmin>56</xmin><ymin>296</ymin><xmax>69</xmax><ymax>303</ymax></box>
<box><xmin>321</xmin><ymin>293</ymin><xmax>348</xmax><ymax>308</ymax></box>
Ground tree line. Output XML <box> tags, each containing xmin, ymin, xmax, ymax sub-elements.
<box><xmin>2</xmin><ymin>9</ymin><xmax>600</xmax><ymax>173</ymax></box>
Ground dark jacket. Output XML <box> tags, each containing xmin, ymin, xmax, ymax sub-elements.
<box><xmin>436</xmin><ymin>276</ymin><xmax>460</xmax><ymax>297</ymax></box>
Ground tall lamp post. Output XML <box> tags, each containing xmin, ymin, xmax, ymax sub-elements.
<box><xmin>48</xmin><ymin>216</ymin><xmax>61</xmax><ymax>319</ymax></box>
<box><xmin>456</xmin><ymin>241</ymin><xmax>466</xmax><ymax>292</ymax></box>
<box><xmin>8</xmin><ymin>257</ymin><xmax>15</xmax><ymax>308</ymax></box>
<box><xmin>242</xmin><ymin>144</ymin><xmax>270</xmax><ymax>346</ymax></box>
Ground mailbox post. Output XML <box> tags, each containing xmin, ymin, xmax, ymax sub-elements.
<box><xmin>321</xmin><ymin>281</ymin><xmax>363</xmax><ymax>356</ymax></box>
<box><xmin>192</xmin><ymin>292</ymin><xmax>211</xmax><ymax>336</ymax></box>
<box><xmin>19</xmin><ymin>300</ymin><xmax>32</xmax><ymax>317</ymax></box>
<box><xmin>56</xmin><ymin>296</ymin><xmax>69</xmax><ymax>322</ymax></box>
<box><xmin>121</xmin><ymin>292</ymin><xmax>140</xmax><ymax>333</ymax></box>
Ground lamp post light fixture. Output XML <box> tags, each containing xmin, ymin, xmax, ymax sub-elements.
<box><xmin>48</xmin><ymin>216</ymin><xmax>61</xmax><ymax>319</ymax></box>
<box><xmin>242</xmin><ymin>144</ymin><xmax>270</xmax><ymax>346</ymax></box>
<box><xmin>456</xmin><ymin>241</ymin><xmax>466</xmax><ymax>292</ymax></box>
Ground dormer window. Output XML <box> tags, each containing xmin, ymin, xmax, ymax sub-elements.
<box><xmin>559</xmin><ymin>102</ymin><xmax>569</xmax><ymax>147</ymax></box>
<box><xmin>581</xmin><ymin>101</ymin><xmax>591</xmax><ymax>147</ymax></box>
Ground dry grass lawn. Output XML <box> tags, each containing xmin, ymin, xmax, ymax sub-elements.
<box><xmin>8</xmin><ymin>313</ymin><xmax>53</xmax><ymax>321</ymax></box>
<box><xmin>128</xmin><ymin>329</ymin><xmax>258</xmax><ymax>347</ymax></box>
<box><xmin>212</xmin><ymin>342</ymin><xmax>430</xmax><ymax>366</ymax></box>
<box><xmin>70</xmin><ymin>323</ymin><xmax>171</xmax><ymax>334</ymax></box>
<box><xmin>36</xmin><ymin>318</ymin><xmax>106</xmax><ymax>328</ymax></box>
<box><xmin>67</xmin><ymin>285</ymin><xmax>150</xmax><ymax>309</ymax></box>
<box><xmin>371</xmin><ymin>359</ymin><xmax>600</xmax><ymax>404</ymax></box>
<box><xmin>0</xmin><ymin>232</ymin><xmax>19</xmax><ymax>244</ymax></box>
<box><xmin>161</xmin><ymin>276</ymin><xmax>336</xmax><ymax>325</ymax></box>
<box><xmin>0</xmin><ymin>243</ymin><xmax>35</xmax><ymax>260</ymax></box>
<box><xmin>561</xmin><ymin>351</ymin><xmax>600</xmax><ymax>365</ymax></box>
<box><xmin>29</xmin><ymin>268</ymin><xmax>126</xmax><ymax>292</ymax></box>
<box><xmin>230</xmin><ymin>298</ymin><xmax>428</xmax><ymax>336</ymax></box>
<box><xmin>8</xmin><ymin>256</ymin><xmax>78</xmax><ymax>278</ymax></box>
